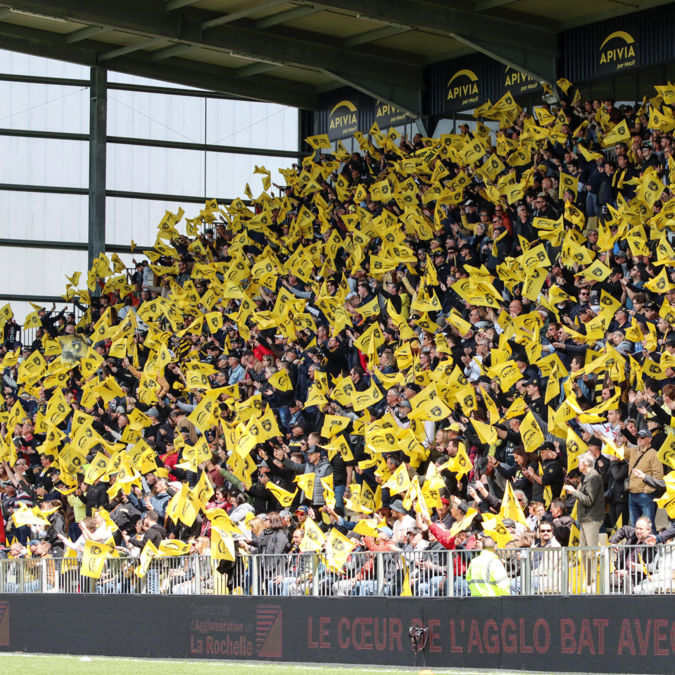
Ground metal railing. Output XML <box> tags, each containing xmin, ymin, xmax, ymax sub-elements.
<box><xmin>2</xmin><ymin>545</ymin><xmax>674</xmax><ymax>596</ymax></box>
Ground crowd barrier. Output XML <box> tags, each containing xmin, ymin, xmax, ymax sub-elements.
<box><xmin>2</xmin><ymin>544</ymin><xmax>674</xmax><ymax>597</ymax></box>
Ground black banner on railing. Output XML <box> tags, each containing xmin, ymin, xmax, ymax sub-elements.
<box><xmin>1</xmin><ymin>594</ymin><xmax>675</xmax><ymax>673</ymax></box>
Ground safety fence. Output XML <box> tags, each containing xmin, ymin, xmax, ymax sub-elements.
<box><xmin>2</xmin><ymin>544</ymin><xmax>674</xmax><ymax>596</ymax></box>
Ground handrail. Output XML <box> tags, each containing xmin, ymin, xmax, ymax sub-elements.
<box><xmin>1</xmin><ymin>543</ymin><xmax>672</xmax><ymax>597</ymax></box>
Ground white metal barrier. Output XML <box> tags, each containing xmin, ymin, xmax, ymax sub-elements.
<box><xmin>0</xmin><ymin>545</ymin><xmax>672</xmax><ymax>596</ymax></box>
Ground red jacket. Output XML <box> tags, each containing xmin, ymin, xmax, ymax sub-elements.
<box><xmin>253</xmin><ymin>344</ymin><xmax>274</xmax><ymax>361</ymax></box>
<box><xmin>430</xmin><ymin>522</ymin><xmax>456</xmax><ymax>550</ymax></box>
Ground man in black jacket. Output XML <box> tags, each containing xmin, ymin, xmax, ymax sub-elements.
<box><xmin>123</xmin><ymin>511</ymin><xmax>167</xmax><ymax>594</ymax></box>
<box><xmin>123</xmin><ymin>511</ymin><xmax>166</xmax><ymax>551</ymax></box>
<box><xmin>155</xmin><ymin>410</ymin><xmax>181</xmax><ymax>454</ymax></box>
<box><xmin>79</xmin><ymin>476</ymin><xmax>109</xmax><ymax>517</ymax></box>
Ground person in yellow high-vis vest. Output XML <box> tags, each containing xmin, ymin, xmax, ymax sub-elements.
<box><xmin>465</xmin><ymin>537</ymin><xmax>511</xmax><ymax>596</ymax></box>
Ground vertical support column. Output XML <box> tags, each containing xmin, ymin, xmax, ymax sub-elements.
<box><xmin>88</xmin><ymin>66</ymin><xmax>107</xmax><ymax>272</ymax></box>
<box><xmin>299</xmin><ymin>109</ymin><xmax>316</xmax><ymax>163</ymax></box>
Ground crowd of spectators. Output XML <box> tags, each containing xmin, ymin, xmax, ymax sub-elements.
<box><xmin>2</xmin><ymin>76</ymin><xmax>675</xmax><ymax>597</ymax></box>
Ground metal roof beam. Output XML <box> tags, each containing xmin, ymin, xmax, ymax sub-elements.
<box><xmin>98</xmin><ymin>37</ymin><xmax>165</xmax><ymax>61</ymax></box>
<box><xmin>65</xmin><ymin>25</ymin><xmax>111</xmax><ymax>43</ymax></box>
<box><xmin>0</xmin><ymin>23</ymin><xmax>317</xmax><ymax>108</ymax></box>
<box><xmin>0</xmin><ymin>0</ymin><xmax>423</xmax><ymax>89</ymax></box>
<box><xmin>474</xmin><ymin>0</ymin><xmax>518</xmax><ymax>10</ymax></box>
<box><xmin>149</xmin><ymin>43</ymin><xmax>199</xmax><ymax>61</ymax></box>
<box><xmin>343</xmin><ymin>26</ymin><xmax>412</xmax><ymax>48</ymax></box>
<box><xmin>234</xmin><ymin>62</ymin><xmax>280</xmax><ymax>78</ymax></box>
<box><xmin>112</xmin><ymin>53</ymin><xmax>317</xmax><ymax>108</ymax></box>
<box><xmin>201</xmin><ymin>0</ymin><xmax>289</xmax><ymax>30</ymax></box>
<box><xmin>298</xmin><ymin>0</ymin><xmax>557</xmax><ymax>56</ymax></box>
<box><xmin>560</xmin><ymin>0</ymin><xmax>672</xmax><ymax>30</ymax></box>
<box><xmin>256</xmin><ymin>5</ymin><xmax>323</xmax><ymax>29</ymax></box>
<box><xmin>165</xmin><ymin>0</ymin><xmax>202</xmax><ymax>10</ymax></box>
<box><xmin>450</xmin><ymin>37</ymin><xmax>556</xmax><ymax>84</ymax></box>
<box><xmin>324</xmin><ymin>69</ymin><xmax>423</xmax><ymax>118</ymax></box>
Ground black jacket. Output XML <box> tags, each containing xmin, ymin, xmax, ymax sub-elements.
<box><xmin>110</xmin><ymin>500</ymin><xmax>144</xmax><ymax>534</ymax></box>
<box><xmin>133</xmin><ymin>523</ymin><xmax>166</xmax><ymax>551</ymax></box>
<box><xmin>46</xmin><ymin>511</ymin><xmax>66</xmax><ymax>554</ymax></box>
<box><xmin>80</xmin><ymin>481</ymin><xmax>109</xmax><ymax>517</ymax></box>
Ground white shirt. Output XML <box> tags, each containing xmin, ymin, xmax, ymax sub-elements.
<box><xmin>463</xmin><ymin>355</ymin><xmax>483</xmax><ymax>383</ymax></box>
<box><xmin>392</xmin><ymin>514</ymin><xmax>416</xmax><ymax>543</ymax></box>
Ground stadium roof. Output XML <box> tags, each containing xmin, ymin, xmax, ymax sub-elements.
<box><xmin>0</xmin><ymin>0</ymin><xmax>671</xmax><ymax>116</ymax></box>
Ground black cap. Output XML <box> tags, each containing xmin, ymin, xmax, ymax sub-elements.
<box><xmin>403</xmin><ymin>383</ymin><xmax>421</xmax><ymax>393</ymax></box>
<box><xmin>588</xmin><ymin>437</ymin><xmax>602</xmax><ymax>448</ymax></box>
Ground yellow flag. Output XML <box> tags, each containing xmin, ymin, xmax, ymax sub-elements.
<box><xmin>136</xmin><ymin>540</ymin><xmax>160</xmax><ymax>578</ymax></box>
<box><xmin>579</xmin><ymin>260</ymin><xmax>611</xmax><ymax>283</ymax></box>
<box><xmin>266</xmin><ymin>481</ymin><xmax>298</xmax><ymax>508</ymax></box>
<box><xmin>295</xmin><ymin>472</ymin><xmax>316</xmax><ymax>501</ymax></box>
<box><xmin>300</xmin><ymin>518</ymin><xmax>326</xmax><ymax>553</ymax></box>
<box><xmin>520</xmin><ymin>411</ymin><xmax>544</xmax><ymax>453</ymax></box>
<box><xmin>11</xmin><ymin>504</ymin><xmax>50</xmax><ymax>528</ymax></box>
<box><xmin>487</xmin><ymin>361</ymin><xmax>523</xmax><ymax>392</ymax></box>
<box><xmin>351</xmin><ymin>380</ymin><xmax>384</xmax><ymax>411</ymax></box>
<box><xmin>84</xmin><ymin>452</ymin><xmax>111</xmax><ymax>485</ymax></box>
<box><xmin>559</xmin><ymin>172</ymin><xmax>578</xmax><ymax>199</ymax></box>
<box><xmin>499</xmin><ymin>482</ymin><xmax>528</xmax><ymax>526</ymax></box>
<box><xmin>158</xmin><ymin>539</ymin><xmax>190</xmax><ymax>557</ymax></box>
<box><xmin>444</xmin><ymin>442</ymin><xmax>473</xmax><ymax>479</ymax></box>
<box><xmin>325</xmin><ymin>528</ymin><xmax>356</xmax><ymax>572</ymax></box>
<box><xmin>472</xmin><ymin>418</ymin><xmax>497</xmax><ymax>445</ymax></box>
<box><xmin>304</xmin><ymin>134</ymin><xmax>331</xmax><ymax>150</ymax></box>
<box><xmin>212</xmin><ymin>526</ymin><xmax>237</xmax><ymax>561</ymax></box>
<box><xmin>482</xmin><ymin>517</ymin><xmax>513</xmax><ymax>548</ymax></box>
<box><xmin>644</xmin><ymin>267</ymin><xmax>674</xmax><ymax>294</ymax></box>
<box><xmin>449</xmin><ymin>507</ymin><xmax>478</xmax><ymax>537</ymax></box>
<box><xmin>545</xmin><ymin>362</ymin><xmax>560</xmax><ymax>404</ymax></box>
<box><xmin>383</xmin><ymin>462</ymin><xmax>411</xmax><ymax>495</ymax></box>
<box><xmin>601</xmin><ymin>119</ymin><xmax>630</xmax><ymax>147</ymax></box>
<box><xmin>81</xmin><ymin>540</ymin><xmax>115</xmax><ymax>579</ymax></box>
<box><xmin>268</xmin><ymin>370</ymin><xmax>293</xmax><ymax>392</ymax></box>
<box><xmin>656</xmin><ymin>433</ymin><xmax>675</xmax><ymax>470</ymax></box>
<box><xmin>400</xmin><ymin>556</ymin><xmax>413</xmax><ymax>596</ymax></box>
<box><xmin>355</xmin><ymin>295</ymin><xmax>380</xmax><ymax>319</ymax></box>
<box><xmin>566</xmin><ymin>426</ymin><xmax>588</xmax><ymax>472</ymax></box>
<box><xmin>193</xmin><ymin>470</ymin><xmax>214</xmax><ymax>510</ymax></box>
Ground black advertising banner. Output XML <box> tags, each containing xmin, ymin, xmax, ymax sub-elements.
<box><xmin>3</xmin><ymin>595</ymin><xmax>675</xmax><ymax>673</ymax></box>
<box><xmin>426</xmin><ymin>53</ymin><xmax>502</xmax><ymax>116</ymax></box>
<box><xmin>561</xmin><ymin>4</ymin><xmax>672</xmax><ymax>84</ymax></box>
<box><xmin>326</xmin><ymin>98</ymin><xmax>360</xmax><ymax>141</ymax></box>
<box><xmin>597</xmin><ymin>29</ymin><xmax>638</xmax><ymax>76</ymax></box>
<box><xmin>445</xmin><ymin>67</ymin><xmax>482</xmax><ymax>112</ymax></box>
<box><xmin>318</xmin><ymin>89</ymin><xmax>413</xmax><ymax>140</ymax></box>
<box><xmin>502</xmin><ymin>66</ymin><xmax>542</xmax><ymax>97</ymax></box>
<box><xmin>373</xmin><ymin>100</ymin><xmax>415</xmax><ymax>129</ymax></box>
